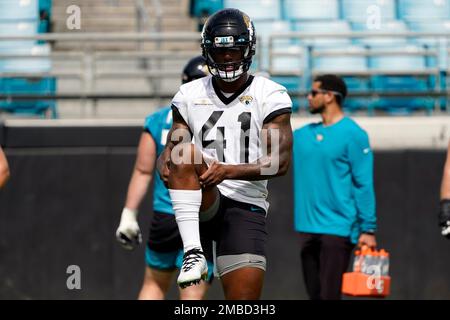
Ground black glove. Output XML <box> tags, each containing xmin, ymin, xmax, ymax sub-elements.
<box><xmin>439</xmin><ymin>199</ymin><xmax>450</xmax><ymax>239</ymax></box>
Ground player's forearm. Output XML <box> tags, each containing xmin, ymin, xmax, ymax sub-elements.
<box><xmin>228</xmin><ymin>112</ymin><xmax>292</xmax><ymax>181</ymax></box>
<box><xmin>225</xmin><ymin>153</ymin><xmax>291</xmax><ymax>181</ymax></box>
<box><xmin>124</xmin><ymin>169</ymin><xmax>152</xmax><ymax>211</ymax></box>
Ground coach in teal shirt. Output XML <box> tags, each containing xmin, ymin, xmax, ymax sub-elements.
<box><xmin>293</xmin><ymin>117</ymin><xmax>376</xmax><ymax>242</ymax></box>
<box><xmin>293</xmin><ymin>74</ymin><xmax>377</xmax><ymax>300</ymax></box>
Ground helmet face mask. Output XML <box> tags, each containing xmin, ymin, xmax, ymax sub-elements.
<box><xmin>201</xmin><ymin>9</ymin><xmax>256</xmax><ymax>83</ymax></box>
<box><xmin>207</xmin><ymin>47</ymin><xmax>247</xmax><ymax>82</ymax></box>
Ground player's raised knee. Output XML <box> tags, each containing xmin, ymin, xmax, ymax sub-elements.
<box><xmin>170</xmin><ymin>143</ymin><xmax>202</xmax><ymax>168</ymax></box>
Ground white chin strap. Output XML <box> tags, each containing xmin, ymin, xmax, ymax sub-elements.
<box><xmin>212</xmin><ymin>65</ymin><xmax>244</xmax><ymax>82</ymax></box>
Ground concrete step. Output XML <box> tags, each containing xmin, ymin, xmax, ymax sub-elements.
<box><xmin>52</xmin><ymin>18</ymin><xmax>137</xmax><ymax>32</ymax></box>
<box><xmin>56</xmin><ymin>99</ymin><xmax>162</xmax><ymax>119</ymax></box>
<box><xmin>53</xmin><ymin>6</ymin><xmax>184</xmax><ymax>19</ymax></box>
<box><xmin>52</xmin><ymin>5</ymin><xmax>136</xmax><ymax>16</ymax></box>
<box><xmin>52</xmin><ymin>16</ymin><xmax>196</xmax><ymax>32</ymax></box>
<box><xmin>53</xmin><ymin>0</ymin><xmax>184</xmax><ymax>8</ymax></box>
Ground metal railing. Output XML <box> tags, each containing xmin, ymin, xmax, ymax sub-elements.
<box><xmin>267</xmin><ymin>31</ymin><xmax>450</xmax><ymax>112</ymax></box>
<box><xmin>0</xmin><ymin>31</ymin><xmax>201</xmax><ymax>92</ymax></box>
<box><xmin>0</xmin><ymin>31</ymin><xmax>449</xmax><ymax>114</ymax></box>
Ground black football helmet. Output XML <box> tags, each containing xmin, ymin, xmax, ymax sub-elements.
<box><xmin>201</xmin><ymin>8</ymin><xmax>256</xmax><ymax>82</ymax></box>
<box><xmin>181</xmin><ymin>55</ymin><xmax>209</xmax><ymax>84</ymax></box>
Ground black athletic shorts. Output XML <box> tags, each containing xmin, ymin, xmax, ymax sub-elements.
<box><xmin>199</xmin><ymin>194</ymin><xmax>268</xmax><ymax>258</ymax></box>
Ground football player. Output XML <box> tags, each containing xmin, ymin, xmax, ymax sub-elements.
<box><xmin>157</xmin><ymin>8</ymin><xmax>293</xmax><ymax>299</ymax></box>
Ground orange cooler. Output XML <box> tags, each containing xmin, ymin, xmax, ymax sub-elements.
<box><xmin>342</xmin><ymin>272</ymin><xmax>391</xmax><ymax>297</ymax></box>
<box><xmin>342</xmin><ymin>247</ymin><xmax>391</xmax><ymax>297</ymax></box>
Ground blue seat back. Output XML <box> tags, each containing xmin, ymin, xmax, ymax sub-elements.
<box><xmin>193</xmin><ymin>0</ymin><xmax>223</xmax><ymax>16</ymax></box>
<box><xmin>293</xmin><ymin>20</ymin><xmax>352</xmax><ymax>47</ymax></box>
<box><xmin>369</xmin><ymin>45</ymin><xmax>428</xmax><ymax>72</ymax></box>
<box><xmin>341</xmin><ymin>0</ymin><xmax>396</xmax><ymax>22</ymax></box>
<box><xmin>284</xmin><ymin>0</ymin><xmax>339</xmax><ymax>20</ymax></box>
<box><xmin>224</xmin><ymin>0</ymin><xmax>281</xmax><ymax>20</ymax></box>
<box><xmin>0</xmin><ymin>43</ymin><xmax>51</xmax><ymax>73</ymax></box>
<box><xmin>0</xmin><ymin>21</ymin><xmax>38</xmax><ymax>51</ymax></box>
<box><xmin>254</xmin><ymin>20</ymin><xmax>292</xmax><ymax>70</ymax></box>
<box><xmin>355</xmin><ymin>20</ymin><xmax>410</xmax><ymax>47</ymax></box>
<box><xmin>0</xmin><ymin>77</ymin><xmax>57</xmax><ymax>118</ymax></box>
<box><xmin>313</xmin><ymin>46</ymin><xmax>368</xmax><ymax>72</ymax></box>
<box><xmin>398</xmin><ymin>0</ymin><xmax>450</xmax><ymax>21</ymax></box>
<box><xmin>0</xmin><ymin>0</ymin><xmax>39</xmax><ymax>21</ymax></box>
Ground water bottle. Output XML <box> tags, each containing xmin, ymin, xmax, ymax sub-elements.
<box><xmin>353</xmin><ymin>250</ymin><xmax>361</xmax><ymax>272</ymax></box>
<box><xmin>364</xmin><ymin>249</ymin><xmax>375</xmax><ymax>275</ymax></box>
<box><xmin>379</xmin><ymin>249</ymin><xmax>390</xmax><ymax>276</ymax></box>
<box><xmin>360</xmin><ymin>246</ymin><xmax>370</xmax><ymax>274</ymax></box>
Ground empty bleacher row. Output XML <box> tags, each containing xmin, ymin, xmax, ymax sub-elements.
<box><xmin>1</xmin><ymin>0</ymin><xmax>450</xmax><ymax>118</ymax></box>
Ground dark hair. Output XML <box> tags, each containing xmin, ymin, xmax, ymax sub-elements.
<box><xmin>314</xmin><ymin>74</ymin><xmax>347</xmax><ymax>106</ymax></box>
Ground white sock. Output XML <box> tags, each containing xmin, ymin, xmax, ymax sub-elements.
<box><xmin>168</xmin><ymin>189</ymin><xmax>203</xmax><ymax>253</ymax></box>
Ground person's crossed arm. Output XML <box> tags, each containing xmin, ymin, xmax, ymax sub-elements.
<box><xmin>198</xmin><ymin>112</ymin><xmax>292</xmax><ymax>187</ymax></box>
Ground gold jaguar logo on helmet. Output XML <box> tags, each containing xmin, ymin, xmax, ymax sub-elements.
<box><xmin>239</xmin><ymin>95</ymin><xmax>253</xmax><ymax>106</ymax></box>
<box><xmin>201</xmin><ymin>64</ymin><xmax>210</xmax><ymax>75</ymax></box>
<box><xmin>243</xmin><ymin>14</ymin><xmax>251</xmax><ymax>28</ymax></box>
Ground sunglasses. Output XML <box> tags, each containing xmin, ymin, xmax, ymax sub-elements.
<box><xmin>308</xmin><ymin>89</ymin><xmax>343</xmax><ymax>98</ymax></box>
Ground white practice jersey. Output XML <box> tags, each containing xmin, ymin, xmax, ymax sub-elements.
<box><xmin>171</xmin><ymin>75</ymin><xmax>292</xmax><ymax>212</ymax></box>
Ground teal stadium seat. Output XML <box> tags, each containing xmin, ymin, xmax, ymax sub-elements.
<box><xmin>39</xmin><ymin>0</ymin><xmax>52</xmax><ymax>15</ymax></box>
<box><xmin>255</xmin><ymin>20</ymin><xmax>305</xmax><ymax>112</ymax></box>
<box><xmin>292</xmin><ymin>20</ymin><xmax>352</xmax><ymax>47</ymax></box>
<box><xmin>408</xmin><ymin>20</ymin><xmax>450</xmax><ymax>34</ymax></box>
<box><xmin>352</xmin><ymin>20</ymin><xmax>410</xmax><ymax>47</ymax></box>
<box><xmin>0</xmin><ymin>0</ymin><xmax>56</xmax><ymax>118</ymax></box>
<box><xmin>192</xmin><ymin>0</ymin><xmax>224</xmax><ymax>17</ymax></box>
<box><xmin>224</xmin><ymin>0</ymin><xmax>281</xmax><ymax>20</ymax></box>
<box><xmin>407</xmin><ymin>20</ymin><xmax>450</xmax><ymax>52</ymax></box>
<box><xmin>0</xmin><ymin>43</ymin><xmax>52</xmax><ymax>73</ymax></box>
<box><xmin>0</xmin><ymin>77</ymin><xmax>57</xmax><ymax>118</ymax></box>
<box><xmin>0</xmin><ymin>21</ymin><xmax>39</xmax><ymax>51</ymax></box>
<box><xmin>312</xmin><ymin>46</ymin><xmax>370</xmax><ymax>113</ymax></box>
<box><xmin>341</xmin><ymin>0</ymin><xmax>396</xmax><ymax>22</ymax></box>
<box><xmin>0</xmin><ymin>0</ymin><xmax>39</xmax><ymax>21</ymax></box>
<box><xmin>407</xmin><ymin>20</ymin><xmax>450</xmax><ymax>75</ymax></box>
<box><xmin>283</xmin><ymin>0</ymin><xmax>339</xmax><ymax>21</ymax></box>
<box><xmin>252</xmin><ymin>20</ymin><xmax>293</xmax><ymax>70</ymax></box>
<box><xmin>254</xmin><ymin>19</ymin><xmax>302</xmax><ymax>112</ymax></box>
<box><xmin>368</xmin><ymin>45</ymin><xmax>436</xmax><ymax>115</ymax></box>
<box><xmin>398</xmin><ymin>0</ymin><xmax>450</xmax><ymax>22</ymax></box>
<box><xmin>313</xmin><ymin>47</ymin><xmax>368</xmax><ymax>73</ymax></box>
<box><xmin>38</xmin><ymin>0</ymin><xmax>52</xmax><ymax>34</ymax></box>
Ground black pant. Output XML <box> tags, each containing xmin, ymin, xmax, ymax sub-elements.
<box><xmin>299</xmin><ymin>233</ymin><xmax>354</xmax><ymax>300</ymax></box>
